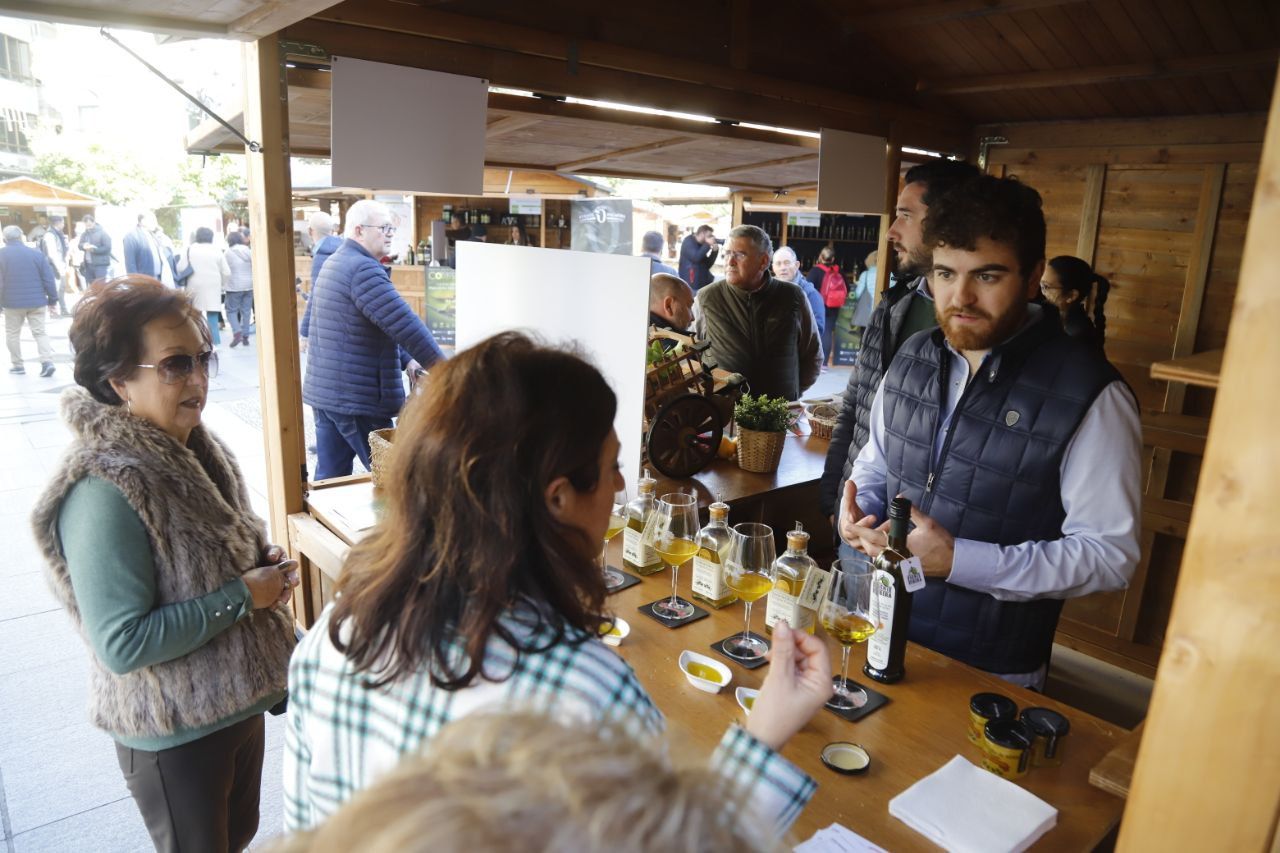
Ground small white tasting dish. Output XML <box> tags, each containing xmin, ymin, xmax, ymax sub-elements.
<box><xmin>599</xmin><ymin>617</ymin><xmax>630</xmax><ymax>647</ymax></box>
<box><xmin>735</xmin><ymin>686</ymin><xmax>759</xmax><ymax>715</ymax></box>
<box><xmin>678</xmin><ymin>650</ymin><xmax>732</xmax><ymax>694</ymax></box>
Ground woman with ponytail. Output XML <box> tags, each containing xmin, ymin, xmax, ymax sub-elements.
<box><xmin>1041</xmin><ymin>255</ymin><xmax>1110</xmax><ymax>345</ymax></box>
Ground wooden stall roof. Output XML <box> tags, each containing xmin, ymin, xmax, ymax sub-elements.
<box><xmin>0</xmin><ymin>177</ymin><xmax>99</xmax><ymax>206</ymax></box>
<box><xmin>277</xmin><ymin>169</ymin><xmax>611</xmax><ymax>201</ymax></box>
<box><xmin>0</xmin><ymin>0</ymin><xmax>341</xmax><ymax>40</ymax></box>
<box><xmin>185</xmin><ymin>68</ymin><xmax>824</xmax><ymax>193</ymax></box>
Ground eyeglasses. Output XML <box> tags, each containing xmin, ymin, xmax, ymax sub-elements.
<box><xmin>136</xmin><ymin>350</ymin><xmax>218</xmax><ymax>384</ymax></box>
<box><xmin>362</xmin><ymin>223</ymin><xmax>395</xmax><ymax>236</ymax></box>
<box><xmin>724</xmin><ymin>250</ymin><xmax>754</xmax><ymax>263</ymax></box>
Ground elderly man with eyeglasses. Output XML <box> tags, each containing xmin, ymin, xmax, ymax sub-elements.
<box><xmin>302</xmin><ymin>200</ymin><xmax>447</xmax><ymax>480</ymax></box>
<box><xmin>693</xmin><ymin>225</ymin><xmax>821</xmax><ymax>402</ymax></box>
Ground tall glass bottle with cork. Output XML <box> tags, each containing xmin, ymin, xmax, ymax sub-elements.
<box><xmin>622</xmin><ymin>469</ymin><xmax>663</xmax><ymax>575</ymax></box>
<box><xmin>690</xmin><ymin>500</ymin><xmax>737</xmax><ymax>609</ymax></box>
<box><xmin>864</xmin><ymin>496</ymin><xmax>914</xmax><ymax>684</ymax></box>
<box><xmin>764</xmin><ymin>522</ymin><xmax>818</xmax><ymax>635</ymax></box>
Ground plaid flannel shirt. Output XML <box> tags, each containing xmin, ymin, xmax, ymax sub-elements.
<box><xmin>285</xmin><ymin>603</ymin><xmax>816</xmax><ymax>838</ymax></box>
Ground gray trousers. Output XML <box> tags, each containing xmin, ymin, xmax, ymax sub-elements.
<box><xmin>115</xmin><ymin>713</ymin><xmax>265</xmax><ymax>853</ymax></box>
<box><xmin>5</xmin><ymin>307</ymin><xmax>54</xmax><ymax>367</ymax></box>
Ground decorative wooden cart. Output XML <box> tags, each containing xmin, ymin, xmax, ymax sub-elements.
<box><xmin>642</xmin><ymin>328</ymin><xmax>745</xmax><ymax>478</ymax></box>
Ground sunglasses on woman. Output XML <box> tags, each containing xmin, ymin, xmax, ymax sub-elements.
<box><xmin>136</xmin><ymin>350</ymin><xmax>219</xmax><ymax>384</ymax></box>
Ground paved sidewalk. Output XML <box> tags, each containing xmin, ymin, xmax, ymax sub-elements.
<box><xmin>0</xmin><ymin>311</ymin><xmax>294</xmax><ymax>852</ymax></box>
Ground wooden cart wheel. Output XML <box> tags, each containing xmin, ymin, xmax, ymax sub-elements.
<box><xmin>646</xmin><ymin>394</ymin><xmax>723</xmax><ymax>479</ymax></box>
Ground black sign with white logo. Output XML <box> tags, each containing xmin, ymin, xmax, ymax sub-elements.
<box><xmin>570</xmin><ymin>199</ymin><xmax>633</xmax><ymax>254</ymax></box>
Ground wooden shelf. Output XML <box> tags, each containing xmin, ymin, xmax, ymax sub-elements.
<box><xmin>1149</xmin><ymin>348</ymin><xmax>1223</xmax><ymax>388</ymax></box>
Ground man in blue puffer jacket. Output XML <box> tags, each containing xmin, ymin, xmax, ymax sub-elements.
<box><xmin>1</xmin><ymin>225</ymin><xmax>58</xmax><ymax>376</ymax></box>
<box><xmin>303</xmin><ymin>200</ymin><xmax>447</xmax><ymax>479</ymax></box>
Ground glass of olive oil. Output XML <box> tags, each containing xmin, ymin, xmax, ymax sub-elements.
<box><xmin>722</xmin><ymin>523</ymin><xmax>776</xmax><ymax>661</ymax></box>
<box><xmin>601</xmin><ymin>486</ymin><xmax>629</xmax><ymax>591</ymax></box>
<box><xmin>644</xmin><ymin>492</ymin><xmax>700</xmax><ymax>619</ymax></box>
<box><xmin>821</xmin><ymin>563</ymin><xmax>877</xmax><ymax>709</ymax></box>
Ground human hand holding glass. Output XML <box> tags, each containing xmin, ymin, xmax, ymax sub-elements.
<box><xmin>644</xmin><ymin>492</ymin><xmax>699</xmax><ymax>619</ymax></box>
<box><xmin>820</xmin><ymin>562</ymin><xmax>877</xmax><ymax>709</ymax></box>
<box><xmin>601</xmin><ymin>485</ymin><xmax>628</xmax><ymax>591</ymax></box>
<box><xmin>721</xmin><ymin>523</ymin><xmax>776</xmax><ymax>660</ymax></box>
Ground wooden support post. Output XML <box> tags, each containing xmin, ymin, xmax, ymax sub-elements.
<box><xmin>1076</xmin><ymin>164</ymin><xmax>1106</xmax><ymax>265</ymax></box>
<box><xmin>730</xmin><ymin>191</ymin><xmax>745</xmax><ymax>228</ymax></box>
<box><xmin>875</xmin><ymin>126</ymin><xmax>902</xmax><ymax>298</ymax></box>
<box><xmin>1119</xmin><ymin>68</ymin><xmax>1280</xmax><ymax>851</ymax></box>
<box><xmin>243</xmin><ymin>34</ymin><xmax>306</xmax><ymax>604</ymax></box>
<box><xmin>538</xmin><ymin>199</ymin><xmax>546</xmax><ymax>248</ymax></box>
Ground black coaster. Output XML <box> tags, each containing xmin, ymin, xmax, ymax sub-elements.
<box><xmin>638</xmin><ymin>597</ymin><xmax>709</xmax><ymax>629</ymax></box>
<box><xmin>824</xmin><ymin>676</ymin><xmax>890</xmax><ymax>723</ymax></box>
<box><xmin>604</xmin><ymin>567</ymin><xmax>642</xmax><ymax>594</ymax></box>
<box><xmin>711</xmin><ymin>632</ymin><xmax>771</xmax><ymax>669</ymax></box>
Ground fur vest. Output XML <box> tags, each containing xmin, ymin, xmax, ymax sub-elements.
<box><xmin>31</xmin><ymin>388</ymin><xmax>295</xmax><ymax>740</ymax></box>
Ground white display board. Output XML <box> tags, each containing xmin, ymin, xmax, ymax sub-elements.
<box><xmin>455</xmin><ymin>242</ymin><xmax>651</xmax><ymax>493</ymax></box>
<box><xmin>817</xmin><ymin>128</ymin><xmax>889</xmax><ymax>215</ymax></box>
<box><xmin>331</xmin><ymin>57</ymin><xmax>487</xmax><ymax>195</ymax></box>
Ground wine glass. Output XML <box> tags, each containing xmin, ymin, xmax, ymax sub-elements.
<box><xmin>821</xmin><ymin>562</ymin><xmax>877</xmax><ymax>710</ymax></box>
<box><xmin>644</xmin><ymin>492</ymin><xmax>699</xmax><ymax>619</ymax></box>
<box><xmin>601</xmin><ymin>485</ymin><xmax>628</xmax><ymax>591</ymax></box>
<box><xmin>721</xmin><ymin>523</ymin><xmax>776</xmax><ymax>661</ymax></box>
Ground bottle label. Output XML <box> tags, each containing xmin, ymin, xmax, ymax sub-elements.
<box><xmin>691</xmin><ymin>555</ymin><xmax>728</xmax><ymax>599</ymax></box>
<box><xmin>765</xmin><ymin>588</ymin><xmax>813</xmax><ymax>631</ymax></box>
<box><xmin>623</xmin><ymin>528</ymin><xmax>657</xmax><ymax>568</ymax></box>
<box><xmin>797</xmin><ymin>567</ymin><xmax>831</xmax><ymax>612</ymax></box>
<box><xmin>901</xmin><ymin>556</ymin><xmax>926</xmax><ymax>593</ymax></box>
<box><xmin>866</xmin><ymin>569</ymin><xmax>895</xmax><ymax>670</ymax></box>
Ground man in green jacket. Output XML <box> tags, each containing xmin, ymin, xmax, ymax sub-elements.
<box><xmin>693</xmin><ymin>225</ymin><xmax>821</xmax><ymax>401</ymax></box>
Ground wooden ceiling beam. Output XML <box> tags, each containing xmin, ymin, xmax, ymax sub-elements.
<box><xmin>846</xmin><ymin>0</ymin><xmax>1088</xmax><ymax>31</ymax></box>
<box><xmin>484</xmin><ymin>161</ymin><xmax>782</xmax><ymax>193</ymax></box>
<box><xmin>0</xmin><ymin>0</ymin><xmax>226</xmax><ymax>38</ymax></box>
<box><xmin>485</xmin><ymin>115</ymin><xmax>544</xmax><ymax>139</ymax></box>
<box><xmin>684</xmin><ymin>153</ymin><xmax>819</xmax><ymax>183</ymax></box>
<box><xmin>229</xmin><ymin>0</ymin><xmax>347</xmax><ymax>40</ymax></box>
<box><xmin>554</xmin><ymin>137</ymin><xmax>699</xmax><ymax>172</ymax></box>
<box><xmin>286</xmin><ymin>67</ymin><xmax>332</xmax><ymax>90</ymax></box>
<box><xmin>302</xmin><ymin>4</ymin><xmax>967</xmax><ymax>151</ymax></box>
<box><xmin>920</xmin><ymin>49</ymin><xmax>1280</xmax><ymax>95</ymax></box>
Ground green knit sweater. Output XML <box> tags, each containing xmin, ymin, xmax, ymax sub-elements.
<box><xmin>58</xmin><ymin>476</ymin><xmax>283</xmax><ymax>750</ymax></box>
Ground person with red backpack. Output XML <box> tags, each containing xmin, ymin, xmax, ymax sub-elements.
<box><xmin>807</xmin><ymin>247</ymin><xmax>847</xmax><ymax>363</ymax></box>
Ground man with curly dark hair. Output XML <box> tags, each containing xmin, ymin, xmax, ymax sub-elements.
<box><xmin>838</xmin><ymin>175</ymin><xmax>1142</xmax><ymax>688</ymax></box>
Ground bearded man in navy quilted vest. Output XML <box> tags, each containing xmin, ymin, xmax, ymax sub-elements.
<box><xmin>303</xmin><ymin>200</ymin><xmax>446</xmax><ymax>480</ymax></box>
<box><xmin>838</xmin><ymin>175</ymin><xmax>1141</xmax><ymax>690</ymax></box>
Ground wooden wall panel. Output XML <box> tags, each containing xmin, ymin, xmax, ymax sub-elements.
<box><xmin>1000</xmin><ymin>163</ymin><xmax>1088</xmax><ymax>261</ymax></box>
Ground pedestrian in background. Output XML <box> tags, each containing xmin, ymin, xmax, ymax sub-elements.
<box><xmin>40</xmin><ymin>216</ymin><xmax>71</xmax><ymax>317</ymax></box>
<box><xmin>78</xmin><ymin>214</ymin><xmax>113</xmax><ymax>283</ymax></box>
<box><xmin>225</xmin><ymin>231</ymin><xmax>255</xmax><ymax>348</ymax></box>
<box><xmin>1</xmin><ymin>225</ymin><xmax>58</xmax><ymax>376</ymax></box>
<box><xmin>184</xmin><ymin>227</ymin><xmax>230</xmax><ymax>346</ymax></box>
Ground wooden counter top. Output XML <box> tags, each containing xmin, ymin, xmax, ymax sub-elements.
<box><xmin>606</xmin><ymin>546</ymin><xmax>1126</xmax><ymax>849</ymax></box>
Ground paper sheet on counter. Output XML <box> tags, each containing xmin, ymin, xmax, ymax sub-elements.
<box><xmin>794</xmin><ymin>823</ymin><xmax>887</xmax><ymax>853</ymax></box>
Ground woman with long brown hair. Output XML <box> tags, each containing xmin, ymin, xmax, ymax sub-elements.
<box><xmin>284</xmin><ymin>332</ymin><xmax>832</xmax><ymax>838</ymax></box>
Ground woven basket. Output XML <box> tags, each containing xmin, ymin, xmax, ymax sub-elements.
<box><xmin>807</xmin><ymin>404</ymin><xmax>839</xmax><ymax>440</ymax></box>
<box><xmin>736</xmin><ymin>426</ymin><xmax>786</xmax><ymax>473</ymax></box>
<box><xmin>368</xmin><ymin>428</ymin><xmax>396</xmax><ymax>488</ymax></box>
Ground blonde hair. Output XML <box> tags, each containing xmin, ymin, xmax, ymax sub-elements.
<box><xmin>271</xmin><ymin>713</ymin><xmax>782</xmax><ymax>853</ymax></box>
<box><xmin>864</xmin><ymin>249</ymin><xmax>878</xmax><ymax>268</ymax></box>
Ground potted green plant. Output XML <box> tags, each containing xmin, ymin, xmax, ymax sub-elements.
<box><xmin>733</xmin><ymin>393</ymin><xmax>796</xmax><ymax>473</ymax></box>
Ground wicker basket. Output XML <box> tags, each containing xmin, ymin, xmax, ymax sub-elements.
<box><xmin>736</xmin><ymin>426</ymin><xmax>786</xmax><ymax>473</ymax></box>
<box><xmin>807</xmin><ymin>404</ymin><xmax>839</xmax><ymax>440</ymax></box>
<box><xmin>368</xmin><ymin>428</ymin><xmax>396</xmax><ymax>488</ymax></box>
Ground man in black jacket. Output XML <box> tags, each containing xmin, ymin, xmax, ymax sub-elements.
<box><xmin>819</xmin><ymin>159</ymin><xmax>980</xmax><ymax>523</ymax></box>
<box><xmin>78</xmin><ymin>214</ymin><xmax>113</xmax><ymax>283</ymax></box>
<box><xmin>678</xmin><ymin>225</ymin><xmax>719</xmax><ymax>291</ymax></box>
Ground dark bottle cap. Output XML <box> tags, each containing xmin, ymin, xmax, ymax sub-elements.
<box><xmin>888</xmin><ymin>496</ymin><xmax>912</xmax><ymax>520</ymax></box>
<box><xmin>984</xmin><ymin>719</ymin><xmax>1034</xmax><ymax>751</ymax></box>
<box><xmin>970</xmin><ymin>692</ymin><xmax>1018</xmax><ymax>720</ymax></box>
<box><xmin>1021</xmin><ymin>707</ymin><xmax>1070</xmax><ymax>737</ymax></box>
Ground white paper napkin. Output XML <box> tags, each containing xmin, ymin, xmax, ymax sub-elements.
<box><xmin>888</xmin><ymin>755</ymin><xmax>1057</xmax><ymax>853</ymax></box>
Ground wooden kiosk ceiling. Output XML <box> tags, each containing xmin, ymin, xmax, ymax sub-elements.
<box><xmin>185</xmin><ymin>67</ymin><xmax>825</xmax><ymax>192</ymax></box>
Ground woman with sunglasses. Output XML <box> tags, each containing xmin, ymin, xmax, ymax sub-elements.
<box><xmin>31</xmin><ymin>276</ymin><xmax>298</xmax><ymax>852</ymax></box>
